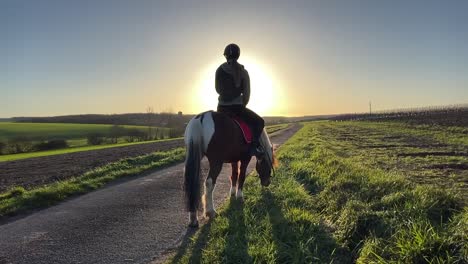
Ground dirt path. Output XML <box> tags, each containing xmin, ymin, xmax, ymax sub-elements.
<box><xmin>0</xmin><ymin>124</ymin><xmax>301</xmax><ymax>264</ymax></box>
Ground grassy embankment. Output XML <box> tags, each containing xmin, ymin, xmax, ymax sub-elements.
<box><xmin>0</xmin><ymin>148</ymin><xmax>185</xmax><ymax>218</ymax></box>
<box><xmin>170</xmin><ymin>122</ymin><xmax>467</xmax><ymax>263</ymax></box>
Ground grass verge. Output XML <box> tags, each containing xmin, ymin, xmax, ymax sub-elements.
<box><xmin>0</xmin><ymin>148</ymin><xmax>185</xmax><ymax>219</ymax></box>
<box><xmin>265</xmin><ymin>124</ymin><xmax>290</xmax><ymax>134</ymax></box>
<box><xmin>169</xmin><ymin>122</ymin><xmax>467</xmax><ymax>263</ymax></box>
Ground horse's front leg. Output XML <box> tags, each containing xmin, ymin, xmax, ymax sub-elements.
<box><xmin>203</xmin><ymin>161</ymin><xmax>222</xmax><ymax>219</ymax></box>
<box><xmin>236</xmin><ymin>158</ymin><xmax>251</xmax><ymax>201</ymax></box>
<box><xmin>230</xmin><ymin>162</ymin><xmax>239</xmax><ymax>196</ymax></box>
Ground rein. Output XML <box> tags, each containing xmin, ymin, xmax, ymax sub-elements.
<box><xmin>264</xmin><ymin>146</ymin><xmax>275</xmax><ymax>177</ymax></box>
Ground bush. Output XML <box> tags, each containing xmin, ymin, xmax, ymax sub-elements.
<box><xmin>108</xmin><ymin>125</ymin><xmax>126</xmax><ymax>143</ymax></box>
<box><xmin>0</xmin><ymin>142</ymin><xmax>5</xmax><ymax>154</ymax></box>
<box><xmin>87</xmin><ymin>133</ymin><xmax>104</xmax><ymax>145</ymax></box>
<box><xmin>157</xmin><ymin>128</ymin><xmax>166</xmax><ymax>139</ymax></box>
<box><xmin>34</xmin><ymin>139</ymin><xmax>69</xmax><ymax>151</ymax></box>
<box><xmin>0</xmin><ymin>186</ymin><xmax>26</xmax><ymax>199</ymax></box>
<box><xmin>7</xmin><ymin>137</ymin><xmax>34</xmax><ymax>154</ymax></box>
<box><xmin>168</xmin><ymin>127</ymin><xmax>184</xmax><ymax>138</ymax></box>
<box><xmin>125</xmin><ymin>129</ymin><xmax>146</xmax><ymax>142</ymax></box>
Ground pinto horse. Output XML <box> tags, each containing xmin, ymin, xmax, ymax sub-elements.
<box><xmin>183</xmin><ymin>111</ymin><xmax>277</xmax><ymax>227</ymax></box>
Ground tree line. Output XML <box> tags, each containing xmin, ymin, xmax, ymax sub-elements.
<box><xmin>0</xmin><ymin>125</ymin><xmax>184</xmax><ymax>155</ymax></box>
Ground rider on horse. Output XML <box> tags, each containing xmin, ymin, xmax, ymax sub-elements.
<box><xmin>215</xmin><ymin>43</ymin><xmax>265</xmax><ymax>157</ymax></box>
<box><xmin>183</xmin><ymin>44</ymin><xmax>275</xmax><ymax>226</ymax></box>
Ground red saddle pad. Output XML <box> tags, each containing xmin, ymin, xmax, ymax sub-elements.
<box><xmin>232</xmin><ymin>116</ymin><xmax>253</xmax><ymax>144</ymax></box>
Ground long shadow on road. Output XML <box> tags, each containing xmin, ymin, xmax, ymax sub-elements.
<box><xmin>169</xmin><ymin>220</ymin><xmax>213</xmax><ymax>264</ymax></box>
<box><xmin>169</xmin><ymin>198</ymin><xmax>251</xmax><ymax>264</ymax></box>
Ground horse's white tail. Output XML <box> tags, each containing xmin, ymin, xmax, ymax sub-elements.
<box><xmin>183</xmin><ymin>112</ymin><xmax>214</xmax><ymax>213</ymax></box>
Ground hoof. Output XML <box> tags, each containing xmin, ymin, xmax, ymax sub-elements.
<box><xmin>205</xmin><ymin>210</ymin><xmax>217</xmax><ymax>219</ymax></box>
<box><xmin>188</xmin><ymin>212</ymin><xmax>198</xmax><ymax>228</ymax></box>
<box><xmin>230</xmin><ymin>188</ymin><xmax>236</xmax><ymax>197</ymax></box>
<box><xmin>188</xmin><ymin>220</ymin><xmax>199</xmax><ymax>228</ymax></box>
<box><xmin>236</xmin><ymin>190</ymin><xmax>244</xmax><ymax>202</ymax></box>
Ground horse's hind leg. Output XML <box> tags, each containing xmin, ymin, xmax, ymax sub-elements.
<box><xmin>230</xmin><ymin>162</ymin><xmax>239</xmax><ymax>196</ymax></box>
<box><xmin>203</xmin><ymin>161</ymin><xmax>222</xmax><ymax>219</ymax></box>
<box><xmin>236</xmin><ymin>158</ymin><xmax>251</xmax><ymax>201</ymax></box>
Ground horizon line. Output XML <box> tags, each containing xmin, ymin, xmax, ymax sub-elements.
<box><xmin>2</xmin><ymin>103</ymin><xmax>467</xmax><ymax>120</ymax></box>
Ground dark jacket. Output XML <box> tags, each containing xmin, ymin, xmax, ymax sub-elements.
<box><xmin>215</xmin><ymin>60</ymin><xmax>250</xmax><ymax>106</ymax></box>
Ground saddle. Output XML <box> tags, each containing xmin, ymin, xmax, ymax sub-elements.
<box><xmin>231</xmin><ymin>116</ymin><xmax>253</xmax><ymax>144</ymax></box>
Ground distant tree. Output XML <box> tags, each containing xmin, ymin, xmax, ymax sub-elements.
<box><xmin>108</xmin><ymin>125</ymin><xmax>126</xmax><ymax>143</ymax></box>
<box><xmin>158</xmin><ymin>128</ymin><xmax>166</xmax><ymax>139</ymax></box>
<box><xmin>34</xmin><ymin>139</ymin><xmax>68</xmax><ymax>151</ymax></box>
<box><xmin>87</xmin><ymin>133</ymin><xmax>104</xmax><ymax>145</ymax></box>
<box><xmin>0</xmin><ymin>142</ymin><xmax>5</xmax><ymax>154</ymax></box>
<box><xmin>146</xmin><ymin>106</ymin><xmax>155</xmax><ymax>139</ymax></box>
<box><xmin>126</xmin><ymin>128</ymin><xmax>146</xmax><ymax>142</ymax></box>
<box><xmin>7</xmin><ymin>137</ymin><xmax>34</xmax><ymax>154</ymax></box>
<box><xmin>168</xmin><ymin>127</ymin><xmax>184</xmax><ymax>138</ymax></box>
<box><xmin>153</xmin><ymin>128</ymin><xmax>160</xmax><ymax>140</ymax></box>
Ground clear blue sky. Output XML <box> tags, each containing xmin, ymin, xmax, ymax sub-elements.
<box><xmin>2</xmin><ymin>0</ymin><xmax>467</xmax><ymax>117</ymax></box>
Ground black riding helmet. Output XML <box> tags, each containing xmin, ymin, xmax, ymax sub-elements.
<box><xmin>223</xmin><ymin>43</ymin><xmax>240</xmax><ymax>60</ymax></box>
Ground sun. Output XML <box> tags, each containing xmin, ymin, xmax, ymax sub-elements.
<box><xmin>195</xmin><ymin>56</ymin><xmax>280</xmax><ymax>116</ymax></box>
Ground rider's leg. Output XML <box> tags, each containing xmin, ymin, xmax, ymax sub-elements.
<box><xmin>203</xmin><ymin>161</ymin><xmax>223</xmax><ymax>218</ymax></box>
<box><xmin>243</xmin><ymin>107</ymin><xmax>265</xmax><ymax>138</ymax></box>
<box><xmin>241</xmin><ymin>107</ymin><xmax>265</xmax><ymax>156</ymax></box>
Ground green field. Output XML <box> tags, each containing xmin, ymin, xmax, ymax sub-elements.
<box><xmin>170</xmin><ymin>122</ymin><xmax>467</xmax><ymax>263</ymax></box>
<box><xmin>0</xmin><ymin>123</ymin><xmax>289</xmax><ymax>162</ymax></box>
<box><xmin>0</xmin><ymin>122</ymin><xmax>175</xmax><ymax>159</ymax></box>
<box><xmin>0</xmin><ymin>137</ymin><xmax>181</xmax><ymax>162</ymax></box>
<box><xmin>314</xmin><ymin>121</ymin><xmax>468</xmax><ymax>194</ymax></box>
<box><xmin>0</xmin><ymin>122</ymin><xmax>151</xmax><ymax>141</ymax></box>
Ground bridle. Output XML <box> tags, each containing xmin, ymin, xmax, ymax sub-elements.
<box><xmin>259</xmin><ymin>146</ymin><xmax>275</xmax><ymax>177</ymax></box>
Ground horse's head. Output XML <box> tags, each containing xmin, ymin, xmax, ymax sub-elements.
<box><xmin>255</xmin><ymin>148</ymin><xmax>278</xmax><ymax>187</ymax></box>
<box><xmin>255</xmin><ymin>130</ymin><xmax>279</xmax><ymax>187</ymax></box>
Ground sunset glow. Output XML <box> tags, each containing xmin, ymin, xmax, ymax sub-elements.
<box><xmin>2</xmin><ymin>1</ymin><xmax>467</xmax><ymax>117</ymax></box>
<box><xmin>196</xmin><ymin>56</ymin><xmax>283</xmax><ymax>116</ymax></box>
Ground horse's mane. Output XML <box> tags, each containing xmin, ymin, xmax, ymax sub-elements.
<box><xmin>259</xmin><ymin>129</ymin><xmax>279</xmax><ymax>168</ymax></box>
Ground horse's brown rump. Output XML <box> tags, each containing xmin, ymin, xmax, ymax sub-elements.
<box><xmin>206</xmin><ymin>112</ymin><xmax>251</xmax><ymax>163</ymax></box>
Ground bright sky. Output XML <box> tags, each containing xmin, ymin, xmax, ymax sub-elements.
<box><xmin>2</xmin><ymin>0</ymin><xmax>467</xmax><ymax>117</ymax></box>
